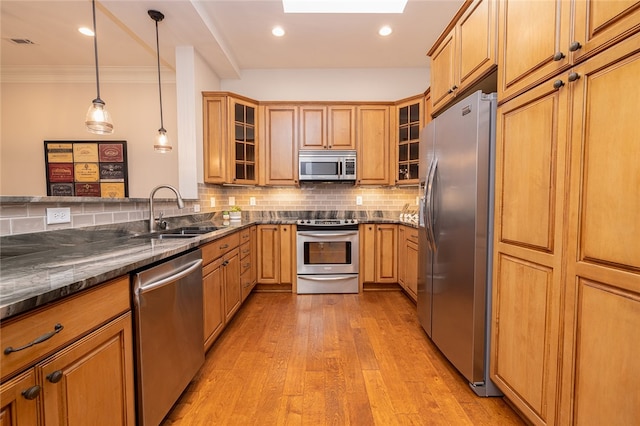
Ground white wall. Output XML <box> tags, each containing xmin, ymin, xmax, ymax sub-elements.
<box><xmin>0</xmin><ymin>69</ymin><xmax>179</xmax><ymax>198</ymax></box>
<box><xmin>220</xmin><ymin>68</ymin><xmax>430</xmax><ymax>101</ymax></box>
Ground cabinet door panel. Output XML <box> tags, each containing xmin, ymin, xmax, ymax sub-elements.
<box><xmin>299</xmin><ymin>106</ymin><xmax>326</xmax><ymax>150</ymax></box>
<box><xmin>257</xmin><ymin>226</ymin><xmax>280</xmax><ymax>284</ymax></box>
<box><xmin>491</xmin><ymin>255</ymin><xmax>560</xmax><ymax>425</ymax></box>
<box><xmin>0</xmin><ymin>371</ymin><xmax>38</xmax><ymax>426</ymax></box>
<box><xmin>498</xmin><ymin>0</ymin><xmax>571</xmax><ymax>101</ymax></box>
<box><xmin>39</xmin><ymin>313</ymin><xmax>135</xmax><ymax>426</ymax></box>
<box><xmin>265</xmin><ymin>107</ymin><xmax>298</xmax><ymax>185</ymax></box>
<box><xmin>430</xmin><ymin>29</ymin><xmax>457</xmax><ymax>110</ymax></box>
<box><xmin>327</xmin><ymin>106</ymin><xmax>356</xmax><ymax>149</ymax></box>
<box><xmin>496</xmin><ymin>83</ymin><xmax>568</xmax><ymax>253</ymax></box>
<box><xmin>203</xmin><ymin>95</ymin><xmax>227</xmax><ymax>184</ymax></box>
<box><xmin>203</xmin><ymin>260</ymin><xmax>224</xmax><ymax>351</ymax></box>
<box><xmin>224</xmin><ymin>250</ymin><xmax>242</xmax><ymax>322</ymax></box>
<box><xmin>376</xmin><ymin>225</ymin><xmax>397</xmax><ymax>282</ymax></box>
<box><xmin>458</xmin><ymin>0</ymin><xmax>496</xmax><ymax>88</ymax></box>
<box><xmin>573</xmin><ymin>0</ymin><xmax>640</xmax><ymax>63</ymax></box>
<box><xmin>357</xmin><ymin>106</ymin><xmax>390</xmax><ymax>185</ymax></box>
<box><xmin>279</xmin><ymin>225</ymin><xmax>294</xmax><ymax>285</ymax></box>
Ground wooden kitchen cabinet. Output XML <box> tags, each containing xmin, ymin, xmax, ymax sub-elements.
<box><xmin>491</xmin><ymin>33</ymin><xmax>640</xmax><ymax>426</ymax></box>
<box><xmin>356</xmin><ymin>105</ymin><xmax>393</xmax><ymax>185</ymax></box>
<box><xmin>361</xmin><ymin>224</ymin><xmax>398</xmax><ymax>287</ymax></box>
<box><xmin>203</xmin><ymin>92</ymin><xmax>258</xmax><ymax>185</ymax></box>
<box><xmin>299</xmin><ymin>105</ymin><xmax>356</xmax><ymax>150</ymax></box>
<box><xmin>497</xmin><ymin>0</ymin><xmax>640</xmax><ymax>102</ymax></box>
<box><xmin>398</xmin><ymin>225</ymin><xmax>419</xmax><ymax>301</ymax></box>
<box><xmin>395</xmin><ymin>95</ymin><xmax>423</xmax><ymax>184</ymax></box>
<box><xmin>429</xmin><ymin>0</ymin><xmax>497</xmax><ymax>114</ymax></box>
<box><xmin>0</xmin><ymin>277</ymin><xmax>134</xmax><ymax>426</ymax></box>
<box><xmin>202</xmin><ymin>231</ymin><xmax>241</xmax><ymax>351</ymax></box>
<box><xmin>239</xmin><ymin>226</ymin><xmax>257</xmax><ymax>301</ymax></box>
<box><xmin>256</xmin><ymin>224</ymin><xmax>295</xmax><ymax>291</ymax></box>
<box><xmin>262</xmin><ymin>105</ymin><xmax>299</xmax><ymax>186</ymax></box>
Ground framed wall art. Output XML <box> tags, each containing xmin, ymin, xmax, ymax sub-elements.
<box><xmin>44</xmin><ymin>140</ymin><xmax>129</xmax><ymax>198</ymax></box>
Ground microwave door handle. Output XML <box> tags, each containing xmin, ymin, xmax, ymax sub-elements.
<box><xmin>338</xmin><ymin>161</ymin><xmax>342</xmax><ymax>177</ymax></box>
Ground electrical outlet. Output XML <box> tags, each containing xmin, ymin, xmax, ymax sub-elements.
<box><xmin>250</xmin><ymin>197</ymin><xmax>256</xmax><ymax>206</ymax></box>
<box><xmin>193</xmin><ymin>204</ymin><xmax>201</xmax><ymax>213</ymax></box>
<box><xmin>416</xmin><ymin>196</ymin><xmax>420</xmax><ymax>205</ymax></box>
<box><xmin>210</xmin><ymin>197</ymin><xmax>216</xmax><ymax>208</ymax></box>
<box><xmin>356</xmin><ymin>195</ymin><xmax>363</xmax><ymax>205</ymax></box>
<box><xmin>46</xmin><ymin>207</ymin><xmax>71</xmax><ymax>224</ymax></box>
<box><xmin>228</xmin><ymin>196</ymin><xmax>236</xmax><ymax>206</ymax></box>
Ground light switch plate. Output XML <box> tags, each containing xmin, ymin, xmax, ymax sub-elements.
<box><xmin>228</xmin><ymin>196</ymin><xmax>236</xmax><ymax>206</ymax></box>
<box><xmin>46</xmin><ymin>207</ymin><xmax>71</xmax><ymax>224</ymax></box>
<box><xmin>210</xmin><ymin>197</ymin><xmax>215</xmax><ymax>207</ymax></box>
<box><xmin>250</xmin><ymin>197</ymin><xmax>256</xmax><ymax>206</ymax></box>
<box><xmin>193</xmin><ymin>204</ymin><xmax>201</xmax><ymax>213</ymax></box>
<box><xmin>356</xmin><ymin>196</ymin><xmax>363</xmax><ymax>205</ymax></box>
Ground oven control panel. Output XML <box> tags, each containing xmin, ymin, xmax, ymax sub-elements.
<box><xmin>296</xmin><ymin>219</ymin><xmax>358</xmax><ymax>226</ymax></box>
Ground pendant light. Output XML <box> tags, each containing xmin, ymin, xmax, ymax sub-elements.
<box><xmin>85</xmin><ymin>0</ymin><xmax>114</xmax><ymax>134</ymax></box>
<box><xmin>149</xmin><ymin>10</ymin><xmax>171</xmax><ymax>153</ymax></box>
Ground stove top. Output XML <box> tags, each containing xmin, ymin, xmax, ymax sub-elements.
<box><xmin>296</xmin><ymin>219</ymin><xmax>358</xmax><ymax>226</ymax></box>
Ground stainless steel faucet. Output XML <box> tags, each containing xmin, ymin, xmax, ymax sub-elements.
<box><xmin>149</xmin><ymin>184</ymin><xmax>185</xmax><ymax>232</ymax></box>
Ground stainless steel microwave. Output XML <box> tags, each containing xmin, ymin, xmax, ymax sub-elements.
<box><xmin>298</xmin><ymin>150</ymin><xmax>356</xmax><ymax>182</ymax></box>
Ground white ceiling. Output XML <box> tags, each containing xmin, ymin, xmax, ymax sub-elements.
<box><xmin>1</xmin><ymin>0</ymin><xmax>464</xmax><ymax>79</ymax></box>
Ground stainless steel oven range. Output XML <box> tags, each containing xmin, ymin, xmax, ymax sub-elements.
<box><xmin>296</xmin><ymin>219</ymin><xmax>359</xmax><ymax>294</ymax></box>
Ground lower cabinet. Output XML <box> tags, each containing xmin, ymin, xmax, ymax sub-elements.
<box><xmin>0</xmin><ymin>277</ymin><xmax>135</xmax><ymax>426</ymax></box>
<box><xmin>239</xmin><ymin>226</ymin><xmax>257</xmax><ymax>301</ymax></box>
<box><xmin>202</xmin><ymin>231</ymin><xmax>242</xmax><ymax>351</ymax></box>
<box><xmin>398</xmin><ymin>225</ymin><xmax>418</xmax><ymax>301</ymax></box>
<box><xmin>256</xmin><ymin>224</ymin><xmax>295</xmax><ymax>291</ymax></box>
<box><xmin>360</xmin><ymin>224</ymin><xmax>398</xmax><ymax>287</ymax></box>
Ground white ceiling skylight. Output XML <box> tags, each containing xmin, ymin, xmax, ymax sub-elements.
<box><xmin>283</xmin><ymin>0</ymin><xmax>408</xmax><ymax>14</ymax></box>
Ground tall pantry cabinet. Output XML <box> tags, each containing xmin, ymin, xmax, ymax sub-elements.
<box><xmin>490</xmin><ymin>1</ymin><xmax>640</xmax><ymax>425</ymax></box>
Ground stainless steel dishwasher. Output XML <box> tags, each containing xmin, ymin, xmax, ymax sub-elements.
<box><xmin>132</xmin><ymin>248</ymin><xmax>204</xmax><ymax>426</ymax></box>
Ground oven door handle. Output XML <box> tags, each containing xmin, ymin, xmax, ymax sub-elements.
<box><xmin>297</xmin><ymin>232</ymin><xmax>358</xmax><ymax>238</ymax></box>
<box><xmin>298</xmin><ymin>275</ymin><xmax>356</xmax><ymax>281</ymax></box>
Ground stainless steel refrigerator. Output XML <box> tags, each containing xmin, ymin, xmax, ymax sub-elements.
<box><xmin>417</xmin><ymin>90</ymin><xmax>501</xmax><ymax>396</ymax></box>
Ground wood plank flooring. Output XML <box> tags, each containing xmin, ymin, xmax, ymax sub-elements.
<box><xmin>162</xmin><ymin>290</ymin><xmax>524</xmax><ymax>425</ymax></box>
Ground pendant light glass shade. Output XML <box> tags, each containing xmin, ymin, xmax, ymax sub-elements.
<box><xmin>154</xmin><ymin>128</ymin><xmax>171</xmax><ymax>153</ymax></box>
<box><xmin>149</xmin><ymin>10</ymin><xmax>171</xmax><ymax>153</ymax></box>
<box><xmin>86</xmin><ymin>0</ymin><xmax>113</xmax><ymax>134</ymax></box>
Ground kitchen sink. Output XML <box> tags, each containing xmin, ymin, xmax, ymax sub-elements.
<box><xmin>138</xmin><ymin>226</ymin><xmax>219</xmax><ymax>240</ymax></box>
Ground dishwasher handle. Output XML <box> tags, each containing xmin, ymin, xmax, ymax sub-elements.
<box><xmin>136</xmin><ymin>258</ymin><xmax>203</xmax><ymax>295</ymax></box>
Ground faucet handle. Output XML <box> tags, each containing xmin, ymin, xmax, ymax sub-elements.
<box><xmin>155</xmin><ymin>212</ymin><xmax>168</xmax><ymax>230</ymax></box>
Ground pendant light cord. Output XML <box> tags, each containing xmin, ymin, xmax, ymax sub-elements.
<box><xmin>154</xmin><ymin>19</ymin><xmax>164</xmax><ymax>131</ymax></box>
<box><xmin>92</xmin><ymin>0</ymin><xmax>101</xmax><ymax>101</ymax></box>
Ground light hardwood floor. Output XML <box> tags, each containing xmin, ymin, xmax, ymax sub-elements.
<box><xmin>162</xmin><ymin>290</ymin><xmax>524</xmax><ymax>425</ymax></box>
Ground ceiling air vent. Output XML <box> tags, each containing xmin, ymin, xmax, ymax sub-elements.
<box><xmin>9</xmin><ymin>38</ymin><xmax>36</xmax><ymax>45</ymax></box>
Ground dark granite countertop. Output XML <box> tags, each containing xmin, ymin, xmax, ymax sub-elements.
<box><xmin>0</xmin><ymin>210</ymin><xmax>412</xmax><ymax>320</ymax></box>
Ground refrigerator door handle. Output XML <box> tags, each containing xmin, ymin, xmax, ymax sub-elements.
<box><xmin>425</xmin><ymin>158</ymin><xmax>438</xmax><ymax>251</ymax></box>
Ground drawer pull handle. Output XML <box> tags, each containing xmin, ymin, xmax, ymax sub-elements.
<box><xmin>21</xmin><ymin>385</ymin><xmax>41</xmax><ymax>400</ymax></box>
<box><xmin>220</xmin><ymin>244</ymin><xmax>229</xmax><ymax>249</ymax></box>
<box><xmin>4</xmin><ymin>323</ymin><xmax>64</xmax><ymax>355</ymax></box>
<box><xmin>47</xmin><ymin>370</ymin><xmax>63</xmax><ymax>383</ymax></box>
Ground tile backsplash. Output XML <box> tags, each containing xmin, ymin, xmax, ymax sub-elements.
<box><xmin>0</xmin><ymin>183</ymin><xmax>418</xmax><ymax>236</ymax></box>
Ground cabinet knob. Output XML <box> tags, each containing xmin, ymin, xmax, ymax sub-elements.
<box><xmin>21</xmin><ymin>386</ymin><xmax>41</xmax><ymax>400</ymax></box>
<box><xmin>553</xmin><ymin>79</ymin><xmax>565</xmax><ymax>90</ymax></box>
<box><xmin>222</xmin><ymin>260</ymin><xmax>229</xmax><ymax>266</ymax></box>
<box><xmin>569</xmin><ymin>41</ymin><xmax>582</xmax><ymax>52</ymax></box>
<box><xmin>568</xmin><ymin>72</ymin><xmax>580</xmax><ymax>82</ymax></box>
<box><xmin>553</xmin><ymin>51</ymin><xmax>565</xmax><ymax>61</ymax></box>
<box><xmin>47</xmin><ymin>370</ymin><xmax>63</xmax><ymax>383</ymax></box>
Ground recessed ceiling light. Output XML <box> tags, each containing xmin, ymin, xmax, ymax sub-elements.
<box><xmin>272</xmin><ymin>26</ymin><xmax>286</xmax><ymax>37</ymax></box>
<box><xmin>283</xmin><ymin>0</ymin><xmax>407</xmax><ymax>14</ymax></box>
<box><xmin>379</xmin><ymin>26</ymin><xmax>392</xmax><ymax>36</ymax></box>
<box><xmin>79</xmin><ymin>27</ymin><xmax>94</xmax><ymax>36</ymax></box>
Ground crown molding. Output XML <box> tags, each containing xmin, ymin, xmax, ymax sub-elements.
<box><xmin>0</xmin><ymin>66</ymin><xmax>176</xmax><ymax>84</ymax></box>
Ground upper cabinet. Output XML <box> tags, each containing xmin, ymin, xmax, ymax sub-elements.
<box><xmin>356</xmin><ymin>105</ymin><xmax>393</xmax><ymax>186</ymax></box>
<box><xmin>299</xmin><ymin>105</ymin><xmax>356</xmax><ymax>150</ymax></box>
<box><xmin>262</xmin><ymin>104</ymin><xmax>299</xmax><ymax>186</ymax></box>
<box><xmin>395</xmin><ymin>95</ymin><xmax>424</xmax><ymax>185</ymax></box>
<box><xmin>428</xmin><ymin>0</ymin><xmax>498</xmax><ymax>114</ymax></box>
<box><xmin>203</xmin><ymin>92</ymin><xmax>258</xmax><ymax>185</ymax></box>
<box><xmin>498</xmin><ymin>0</ymin><xmax>640</xmax><ymax>102</ymax></box>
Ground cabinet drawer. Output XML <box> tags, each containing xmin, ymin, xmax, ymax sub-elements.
<box><xmin>241</xmin><ymin>269</ymin><xmax>253</xmax><ymax>301</ymax></box>
<box><xmin>202</xmin><ymin>232</ymin><xmax>240</xmax><ymax>264</ymax></box>
<box><xmin>240</xmin><ymin>256</ymin><xmax>252</xmax><ymax>276</ymax></box>
<box><xmin>239</xmin><ymin>241</ymin><xmax>251</xmax><ymax>260</ymax></box>
<box><xmin>239</xmin><ymin>228</ymin><xmax>251</xmax><ymax>245</ymax></box>
<box><xmin>1</xmin><ymin>276</ymin><xmax>130</xmax><ymax>382</ymax></box>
